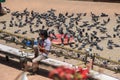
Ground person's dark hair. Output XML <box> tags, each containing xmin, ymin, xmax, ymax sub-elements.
<box><xmin>39</xmin><ymin>30</ymin><xmax>48</xmax><ymax>39</ymax></box>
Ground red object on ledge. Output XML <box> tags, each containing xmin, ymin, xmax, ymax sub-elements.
<box><xmin>49</xmin><ymin>66</ymin><xmax>89</xmax><ymax>80</ymax></box>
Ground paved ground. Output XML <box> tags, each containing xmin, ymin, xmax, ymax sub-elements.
<box><xmin>0</xmin><ymin>54</ymin><xmax>51</xmax><ymax>80</ymax></box>
<box><xmin>0</xmin><ymin>0</ymin><xmax>120</xmax><ymax>80</ymax></box>
<box><xmin>1</xmin><ymin>0</ymin><xmax>120</xmax><ymax>61</ymax></box>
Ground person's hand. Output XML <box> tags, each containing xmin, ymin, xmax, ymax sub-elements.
<box><xmin>38</xmin><ymin>45</ymin><xmax>42</xmax><ymax>50</ymax></box>
<box><xmin>38</xmin><ymin>45</ymin><xmax>44</xmax><ymax>52</ymax></box>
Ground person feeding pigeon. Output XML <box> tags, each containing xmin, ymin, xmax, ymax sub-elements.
<box><xmin>31</xmin><ymin>30</ymin><xmax>51</xmax><ymax>74</ymax></box>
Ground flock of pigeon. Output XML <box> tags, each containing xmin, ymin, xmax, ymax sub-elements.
<box><xmin>0</xmin><ymin>8</ymin><xmax>120</xmax><ymax>54</ymax></box>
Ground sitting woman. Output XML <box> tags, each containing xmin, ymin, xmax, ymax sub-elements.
<box><xmin>32</xmin><ymin>30</ymin><xmax>51</xmax><ymax>74</ymax></box>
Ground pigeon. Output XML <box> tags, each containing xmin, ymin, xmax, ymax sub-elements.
<box><xmin>107</xmin><ymin>40</ymin><xmax>113</xmax><ymax>49</ymax></box>
<box><xmin>83</xmin><ymin>13</ymin><xmax>87</xmax><ymax>16</ymax></box>
<box><xmin>14</xmin><ymin>29</ymin><xmax>21</xmax><ymax>33</ymax></box>
<box><xmin>101</xmin><ymin>13</ymin><xmax>108</xmax><ymax>17</ymax></box>
<box><xmin>0</xmin><ymin>21</ymin><xmax>6</xmax><ymax>24</ymax></box>
<box><xmin>61</xmin><ymin>36</ymin><xmax>64</xmax><ymax>44</ymax></box>
<box><xmin>113</xmin><ymin>34</ymin><xmax>116</xmax><ymax>38</ymax></box>
<box><xmin>4</xmin><ymin>7</ymin><xmax>11</xmax><ymax>13</ymax></box>
<box><xmin>106</xmin><ymin>33</ymin><xmax>112</xmax><ymax>38</ymax></box>
<box><xmin>96</xmin><ymin>45</ymin><xmax>103</xmax><ymax>51</ymax></box>
<box><xmin>69</xmin><ymin>43</ymin><xmax>74</xmax><ymax>48</ymax></box>
<box><xmin>22</xmin><ymin>31</ymin><xmax>27</xmax><ymax>35</ymax></box>
<box><xmin>113</xmin><ymin>44</ymin><xmax>120</xmax><ymax>47</ymax></box>
<box><xmin>114</xmin><ymin>13</ymin><xmax>120</xmax><ymax>16</ymax></box>
<box><xmin>42</xmin><ymin>25</ymin><xmax>45</xmax><ymax>30</ymax></box>
<box><xmin>2</xmin><ymin>26</ymin><xmax>6</xmax><ymax>30</ymax></box>
<box><xmin>77</xmin><ymin>53</ymin><xmax>80</xmax><ymax>58</ymax></box>
<box><xmin>65</xmin><ymin>12</ymin><xmax>68</xmax><ymax>16</ymax></box>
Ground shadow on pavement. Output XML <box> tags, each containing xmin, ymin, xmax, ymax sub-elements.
<box><xmin>0</xmin><ymin>55</ymin><xmax>49</xmax><ymax>77</ymax></box>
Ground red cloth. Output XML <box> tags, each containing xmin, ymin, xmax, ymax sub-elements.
<box><xmin>50</xmin><ymin>34</ymin><xmax>74</xmax><ymax>44</ymax></box>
